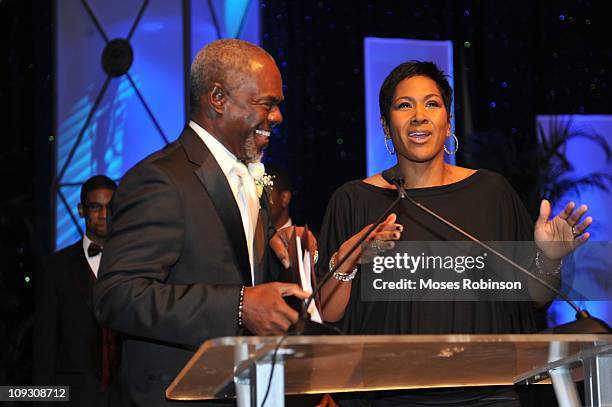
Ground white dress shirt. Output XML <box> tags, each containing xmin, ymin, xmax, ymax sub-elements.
<box><xmin>278</xmin><ymin>218</ymin><xmax>293</xmax><ymax>230</ymax></box>
<box><xmin>82</xmin><ymin>234</ymin><xmax>101</xmax><ymax>278</ymax></box>
<box><xmin>189</xmin><ymin>120</ymin><xmax>258</xmax><ymax>284</ymax></box>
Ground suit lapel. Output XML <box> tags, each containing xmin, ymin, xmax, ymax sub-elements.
<box><xmin>254</xmin><ymin>188</ymin><xmax>276</xmax><ymax>283</ymax></box>
<box><xmin>180</xmin><ymin>127</ymin><xmax>252</xmax><ymax>286</ymax></box>
<box><xmin>253</xmin><ymin>206</ymin><xmax>266</xmax><ymax>285</ymax></box>
<box><xmin>71</xmin><ymin>241</ymin><xmax>96</xmax><ymax>310</ymax></box>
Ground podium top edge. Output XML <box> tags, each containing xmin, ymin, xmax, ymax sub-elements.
<box><xmin>200</xmin><ymin>333</ymin><xmax>612</xmax><ymax>349</ymax></box>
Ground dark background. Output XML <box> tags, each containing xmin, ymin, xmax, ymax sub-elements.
<box><xmin>260</xmin><ymin>0</ymin><xmax>610</xmax><ymax>230</ymax></box>
<box><xmin>1</xmin><ymin>0</ymin><xmax>610</xmax><ymax>388</ymax></box>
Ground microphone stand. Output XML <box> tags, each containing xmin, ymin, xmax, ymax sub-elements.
<box><xmin>384</xmin><ymin>172</ymin><xmax>609</xmax><ymax>334</ymax></box>
<box><xmin>290</xmin><ymin>187</ymin><xmax>406</xmax><ymax>335</ymax></box>
<box><xmin>292</xmin><ymin>166</ymin><xmax>609</xmax><ymax>334</ymax></box>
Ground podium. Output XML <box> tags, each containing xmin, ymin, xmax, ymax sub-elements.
<box><xmin>166</xmin><ymin>334</ymin><xmax>612</xmax><ymax>406</ymax></box>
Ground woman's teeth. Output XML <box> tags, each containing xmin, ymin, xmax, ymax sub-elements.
<box><xmin>407</xmin><ymin>131</ymin><xmax>431</xmax><ymax>143</ymax></box>
<box><xmin>409</xmin><ymin>131</ymin><xmax>430</xmax><ymax>137</ymax></box>
<box><xmin>255</xmin><ymin>129</ymin><xmax>270</xmax><ymax>137</ymax></box>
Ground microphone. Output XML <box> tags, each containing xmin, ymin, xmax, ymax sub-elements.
<box><xmin>291</xmin><ymin>174</ymin><xmax>407</xmax><ymax>335</ymax></box>
<box><xmin>380</xmin><ymin>166</ymin><xmax>609</xmax><ymax>334</ymax></box>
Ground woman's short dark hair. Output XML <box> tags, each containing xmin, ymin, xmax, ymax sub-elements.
<box><xmin>378</xmin><ymin>61</ymin><xmax>453</xmax><ymax>124</ymax></box>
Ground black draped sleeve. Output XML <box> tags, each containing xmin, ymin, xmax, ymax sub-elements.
<box><xmin>316</xmin><ymin>169</ymin><xmax>539</xmax><ymax>335</ymax></box>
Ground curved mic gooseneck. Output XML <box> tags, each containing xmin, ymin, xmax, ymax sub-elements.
<box><xmin>381</xmin><ymin>167</ymin><xmax>609</xmax><ymax>333</ymax></box>
<box><xmin>298</xmin><ymin>186</ymin><xmax>405</xmax><ymax>326</ymax></box>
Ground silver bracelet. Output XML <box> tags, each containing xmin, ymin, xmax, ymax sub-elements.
<box><xmin>535</xmin><ymin>250</ymin><xmax>562</xmax><ymax>277</ymax></box>
<box><xmin>329</xmin><ymin>251</ymin><xmax>359</xmax><ymax>282</ymax></box>
<box><xmin>237</xmin><ymin>286</ymin><xmax>245</xmax><ymax>328</ymax></box>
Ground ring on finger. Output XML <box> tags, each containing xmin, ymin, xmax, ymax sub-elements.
<box><xmin>379</xmin><ymin>240</ymin><xmax>386</xmax><ymax>251</ymax></box>
<box><xmin>375</xmin><ymin>240</ymin><xmax>385</xmax><ymax>255</ymax></box>
<box><xmin>571</xmin><ymin>226</ymin><xmax>579</xmax><ymax>238</ymax></box>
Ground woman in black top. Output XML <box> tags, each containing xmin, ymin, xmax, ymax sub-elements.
<box><xmin>316</xmin><ymin>61</ymin><xmax>592</xmax><ymax>406</ymax></box>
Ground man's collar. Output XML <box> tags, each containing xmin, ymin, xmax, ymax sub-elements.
<box><xmin>278</xmin><ymin>218</ymin><xmax>293</xmax><ymax>230</ymax></box>
<box><xmin>189</xmin><ymin>120</ymin><xmax>239</xmax><ymax>176</ymax></box>
<box><xmin>83</xmin><ymin>234</ymin><xmax>92</xmax><ymax>250</ymax></box>
<box><xmin>82</xmin><ymin>234</ymin><xmax>101</xmax><ymax>255</ymax></box>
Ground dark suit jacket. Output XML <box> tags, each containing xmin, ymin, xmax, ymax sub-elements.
<box><xmin>93</xmin><ymin>127</ymin><xmax>279</xmax><ymax>406</ymax></box>
<box><xmin>33</xmin><ymin>240</ymin><xmax>122</xmax><ymax>406</ymax></box>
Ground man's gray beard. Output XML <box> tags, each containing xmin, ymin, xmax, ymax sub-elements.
<box><xmin>243</xmin><ymin>134</ymin><xmax>261</xmax><ymax>163</ymax></box>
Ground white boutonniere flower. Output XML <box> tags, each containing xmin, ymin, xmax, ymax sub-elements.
<box><xmin>248</xmin><ymin>162</ymin><xmax>274</xmax><ymax>199</ymax></box>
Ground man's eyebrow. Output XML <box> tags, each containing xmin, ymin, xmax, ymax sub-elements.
<box><xmin>258</xmin><ymin>95</ymin><xmax>283</xmax><ymax>103</ymax></box>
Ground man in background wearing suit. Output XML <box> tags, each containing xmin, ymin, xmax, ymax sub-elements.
<box><xmin>33</xmin><ymin>175</ymin><xmax>121</xmax><ymax>406</ymax></box>
<box><xmin>267</xmin><ymin>166</ymin><xmax>294</xmax><ymax>231</ymax></box>
<box><xmin>93</xmin><ymin>39</ymin><xmax>309</xmax><ymax>406</ymax></box>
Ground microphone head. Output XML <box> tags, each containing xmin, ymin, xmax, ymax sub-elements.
<box><xmin>381</xmin><ymin>167</ymin><xmax>406</xmax><ymax>199</ymax></box>
<box><xmin>392</xmin><ymin>176</ymin><xmax>405</xmax><ymax>187</ymax></box>
<box><xmin>381</xmin><ymin>167</ymin><xmax>404</xmax><ymax>187</ymax></box>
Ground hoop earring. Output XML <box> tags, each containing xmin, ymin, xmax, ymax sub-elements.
<box><xmin>444</xmin><ymin>133</ymin><xmax>459</xmax><ymax>155</ymax></box>
<box><xmin>384</xmin><ymin>135</ymin><xmax>395</xmax><ymax>155</ymax></box>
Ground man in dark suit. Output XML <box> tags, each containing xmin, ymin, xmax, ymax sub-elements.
<box><xmin>266</xmin><ymin>166</ymin><xmax>294</xmax><ymax>231</ymax></box>
<box><xmin>93</xmin><ymin>39</ymin><xmax>309</xmax><ymax>406</ymax></box>
<box><xmin>33</xmin><ymin>175</ymin><xmax>121</xmax><ymax>406</ymax></box>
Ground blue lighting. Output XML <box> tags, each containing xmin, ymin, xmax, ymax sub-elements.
<box><xmin>364</xmin><ymin>37</ymin><xmax>455</xmax><ymax>176</ymax></box>
<box><xmin>537</xmin><ymin>115</ymin><xmax>612</xmax><ymax>326</ymax></box>
<box><xmin>224</xmin><ymin>0</ymin><xmax>250</xmax><ymax>38</ymax></box>
<box><xmin>56</xmin><ymin>1</ymin><xmax>260</xmax><ymax>250</ymax></box>
<box><xmin>191</xmin><ymin>0</ymin><xmax>260</xmax><ymax>59</ymax></box>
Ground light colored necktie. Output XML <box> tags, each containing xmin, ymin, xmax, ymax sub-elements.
<box><xmin>231</xmin><ymin>163</ymin><xmax>260</xmax><ymax>282</ymax></box>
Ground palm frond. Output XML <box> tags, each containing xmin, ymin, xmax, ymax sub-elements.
<box><xmin>542</xmin><ymin>173</ymin><xmax>612</xmax><ymax>203</ymax></box>
<box><xmin>464</xmin><ymin>115</ymin><xmax>611</xmax><ymax>218</ymax></box>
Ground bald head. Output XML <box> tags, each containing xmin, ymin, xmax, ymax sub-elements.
<box><xmin>190</xmin><ymin>39</ymin><xmax>276</xmax><ymax>114</ymax></box>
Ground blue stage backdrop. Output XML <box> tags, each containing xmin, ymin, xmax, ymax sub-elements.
<box><xmin>364</xmin><ymin>37</ymin><xmax>455</xmax><ymax>176</ymax></box>
<box><xmin>53</xmin><ymin>3</ymin><xmax>611</xmax><ymax>326</ymax></box>
<box><xmin>537</xmin><ymin>115</ymin><xmax>612</xmax><ymax>326</ymax></box>
<box><xmin>54</xmin><ymin>0</ymin><xmax>260</xmax><ymax>250</ymax></box>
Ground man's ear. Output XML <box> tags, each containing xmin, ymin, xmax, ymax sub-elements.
<box><xmin>280</xmin><ymin>190</ymin><xmax>292</xmax><ymax>208</ymax></box>
<box><xmin>208</xmin><ymin>83</ymin><xmax>227</xmax><ymax>113</ymax></box>
<box><xmin>78</xmin><ymin>203</ymin><xmax>85</xmax><ymax>218</ymax></box>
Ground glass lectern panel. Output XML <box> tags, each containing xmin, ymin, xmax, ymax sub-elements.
<box><xmin>166</xmin><ymin>334</ymin><xmax>612</xmax><ymax>400</ymax></box>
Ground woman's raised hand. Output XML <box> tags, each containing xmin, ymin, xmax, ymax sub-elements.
<box><xmin>337</xmin><ymin>213</ymin><xmax>403</xmax><ymax>271</ymax></box>
<box><xmin>534</xmin><ymin>199</ymin><xmax>592</xmax><ymax>260</ymax></box>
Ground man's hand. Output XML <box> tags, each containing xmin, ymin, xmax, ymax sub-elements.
<box><xmin>269</xmin><ymin>226</ymin><xmax>318</xmax><ymax>269</ymax></box>
<box><xmin>242</xmin><ymin>282</ymin><xmax>310</xmax><ymax>335</ymax></box>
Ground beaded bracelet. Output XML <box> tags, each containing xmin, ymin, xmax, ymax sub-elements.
<box><xmin>329</xmin><ymin>251</ymin><xmax>359</xmax><ymax>282</ymax></box>
<box><xmin>237</xmin><ymin>285</ymin><xmax>246</xmax><ymax>328</ymax></box>
<box><xmin>535</xmin><ymin>250</ymin><xmax>562</xmax><ymax>277</ymax></box>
